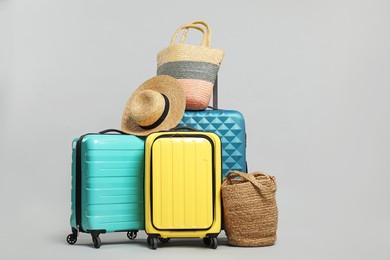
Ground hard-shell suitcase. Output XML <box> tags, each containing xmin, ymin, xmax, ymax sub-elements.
<box><xmin>144</xmin><ymin>129</ymin><xmax>222</xmax><ymax>249</ymax></box>
<box><xmin>66</xmin><ymin>129</ymin><xmax>145</xmax><ymax>248</ymax></box>
<box><xmin>177</xmin><ymin>79</ymin><xmax>247</xmax><ymax>179</ymax></box>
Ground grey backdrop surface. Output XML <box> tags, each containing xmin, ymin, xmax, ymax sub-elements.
<box><xmin>1</xmin><ymin>0</ymin><xmax>390</xmax><ymax>259</ymax></box>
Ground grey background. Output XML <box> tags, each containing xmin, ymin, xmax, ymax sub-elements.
<box><xmin>1</xmin><ymin>0</ymin><xmax>389</xmax><ymax>259</ymax></box>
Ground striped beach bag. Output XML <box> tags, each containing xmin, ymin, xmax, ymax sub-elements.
<box><xmin>157</xmin><ymin>20</ymin><xmax>224</xmax><ymax>110</ymax></box>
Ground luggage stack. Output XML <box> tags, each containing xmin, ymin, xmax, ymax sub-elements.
<box><xmin>66</xmin><ymin>20</ymin><xmax>248</xmax><ymax>250</ymax></box>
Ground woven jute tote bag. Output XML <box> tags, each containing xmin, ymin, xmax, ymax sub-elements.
<box><xmin>157</xmin><ymin>20</ymin><xmax>224</xmax><ymax>110</ymax></box>
<box><xmin>221</xmin><ymin>171</ymin><xmax>278</xmax><ymax>247</ymax></box>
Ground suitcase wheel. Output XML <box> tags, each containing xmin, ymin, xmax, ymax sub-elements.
<box><xmin>92</xmin><ymin>236</ymin><xmax>101</xmax><ymax>249</ymax></box>
<box><xmin>147</xmin><ymin>236</ymin><xmax>158</xmax><ymax>250</ymax></box>
<box><xmin>203</xmin><ymin>237</ymin><xmax>211</xmax><ymax>246</ymax></box>
<box><xmin>210</xmin><ymin>237</ymin><xmax>218</xmax><ymax>249</ymax></box>
<box><xmin>127</xmin><ymin>231</ymin><xmax>138</xmax><ymax>240</ymax></box>
<box><xmin>66</xmin><ymin>234</ymin><xmax>77</xmax><ymax>245</ymax></box>
<box><xmin>66</xmin><ymin>228</ymin><xmax>78</xmax><ymax>245</ymax></box>
<box><xmin>203</xmin><ymin>236</ymin><xmax>218</xmax><ymax>249</ymax></box>
<box><xmin>158</xmin><ymin>238</ymin><xmax>170</xmax><ymax>243</ymax></box>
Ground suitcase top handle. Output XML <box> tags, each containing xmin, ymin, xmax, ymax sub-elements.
<box><xmin>168</xmin><ymin>126</ymin><xmax>200</xmax><ymax>132</ymax></box>
<box><xmin>99</xmin><ymin>129</ymin><xmax>128</xmax><ymax>135</ymax></box>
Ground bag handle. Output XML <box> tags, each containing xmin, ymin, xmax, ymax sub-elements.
<box><xmin>181</xmin><ymin>20</ymin><xmax>211</xmax><ymax>47</ymax></box>
<box><xmin>99</xmin><ymin>129</ymin><xmax>128</xmax><ymax>135</ymax></box>
<box><xmin>224</xmin><ymin>170</ymin><xmax>277</xmax><ymax>193</ymax></box>
<box><xmin>170</xmin><ymin>24</ymin><xmax>209</xmax><ymax>47</ymax></box>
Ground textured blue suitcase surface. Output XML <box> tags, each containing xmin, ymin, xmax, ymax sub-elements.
<box><xmin>178</xmin><ymin>109</ymin><xmax>247</xmax><ymax>179</ymax></box>
<box><xmin>67</xmin><ymin>130</ymin><xmax>145</xmax><ymax>248</ymax></box>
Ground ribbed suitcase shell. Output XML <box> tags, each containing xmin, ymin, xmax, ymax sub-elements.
<box><xmin>178</xmin><ymin>110</ymin><xmax>247</xmax><ymax>179</ymax></box>
<box><xmin>70</xmin><ymin>134</ymin><xmax>145</xmax><ymax>234</ymax></box>
<box><xmin>145</xmin><ymin>132</ymin><xmax>221</xmax><ymax>239</ymax></box>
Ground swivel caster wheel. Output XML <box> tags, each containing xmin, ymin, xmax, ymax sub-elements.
<box><xmin>127</xmin><ymin>231</ymin><xmax>137</xmax><ymax>240</ymax></box>
<box><xmin>159</xmin><ymin>237</ymin><xmax>170</xmax><ymax>243</ymax></box>
<box><xmin>92</xmin><ymin>236</ymin><xmax>101</xmax><ymax>249</ymax></box>
<box><xmin>203</xmin><ymin>237</ymin><xmax>211</xmax><ymax>246</ymax></box>
<box><xmin>66</xmin><ymin>228</ymin><xmax>78</xmax><ymax>245</ymax></box>
<box><xmin>210</xmin><ymin>237</ymin><xmax>218</xmax><ymax>249</ymax></box>
<box><xmin>147</xmin><ymin>236</ymin><xmax>158</xmax><ymax>250</ymax></box>
<box><xmin>66</xmin><ymin>234</ymin><xmax>77</xmax><ymax>244</ymax></box>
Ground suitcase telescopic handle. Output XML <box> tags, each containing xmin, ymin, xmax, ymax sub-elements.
<box><xmin>207</xmin><ymin>76</ymin><xmax>218</xmax><ymax>110</ymax></box>
<box><xmin>99</xmin><ymin>129</ymin><xmax>128</xmax><ymax>134</ymax></box>
<box><xmin>212</xmin><ymin>76</ymin><xmax>218</xmax><ymax>109</ymax></box>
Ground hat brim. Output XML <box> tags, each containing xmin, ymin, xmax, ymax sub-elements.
<box><xmin>121</xmin><ymin>75</ymin><xmax>185</xmax><ymax>136</ymax></box>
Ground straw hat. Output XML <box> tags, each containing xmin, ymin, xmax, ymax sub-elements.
<box><xmin>121</xmin><ymin>75</ymin><xmax>185</xmax><ymax>136</ymax></box>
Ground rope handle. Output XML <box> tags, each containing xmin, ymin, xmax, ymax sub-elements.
<box><xmin>224</xmin><ymin>170</ymin><xmax>277</xmax><ymax>193</ymax></box>
<box><xmin>180</xmin><ymin>20</ymin><xmax>211</xmax><ymax>47</ymax></box>
<box><xmin>170</xmin><ymin>24</ymin><xmax>209</xmax><ymax>47</ymax></box>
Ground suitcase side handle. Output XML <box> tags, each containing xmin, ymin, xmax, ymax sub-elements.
<box><xmin>99</xmin><ymin>129</ymin><xmax>128</xmax><ymax>135</ymax></box>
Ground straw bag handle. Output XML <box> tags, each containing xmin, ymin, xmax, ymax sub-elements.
<box><xmin>225</xmin><ymin>170</ymin><xmax>277</xmax><ymax>193</ymax></box>
<box><xmin>181</xmin><ymin>20</ymin><xmax>211</xmax><ymax>47</ymax></box>
<box><xmin>170</xmin><ymin>24</ymin><xmax>209</xmax><ymax>47</ymax></box>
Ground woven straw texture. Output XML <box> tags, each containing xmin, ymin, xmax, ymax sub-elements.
<box><xmin>221</xmin><ymin>171</ymin><xmax>278</xmax><ymax>247</ymax></box>
<box><xmin>157</xmin><ymin>20</ymin><xmax>224</xmax><ymax>110</ymax></box>
<box><xmin>157</xmin><ymin>21</ymin><xmax>224</xmax><ymax>67</ymax></box>
<box><xmin>157</xmin><ymin>44</ymin><xmax>224</xmax><ymax>67</ymax></box>
<box><xmin>121</xmin><ymin>75</ymin><xmax>185</xmax><ymax>136</ymax></box>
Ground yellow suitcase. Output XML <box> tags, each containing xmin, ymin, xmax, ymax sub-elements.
<box><xmin>145</xmin><ymin>130</ymin><xmax>222</xmax><ymax>249</ymax></box>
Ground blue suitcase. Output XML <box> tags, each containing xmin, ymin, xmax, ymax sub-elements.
<box><xmin>177</xmin><ymin>79</ymin><xmax>247</xmax><ymax>179</ymax></box>
<box><xmin>66</xmin><ymin>129</ymin><xmax>145</xmax><ymax>248</ymax></box>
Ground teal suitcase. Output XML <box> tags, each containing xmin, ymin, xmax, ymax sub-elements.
<box><xmin>66</xmin><ymin>129</ymin><xmax>145</xmax><ymax>248</ymax></box>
